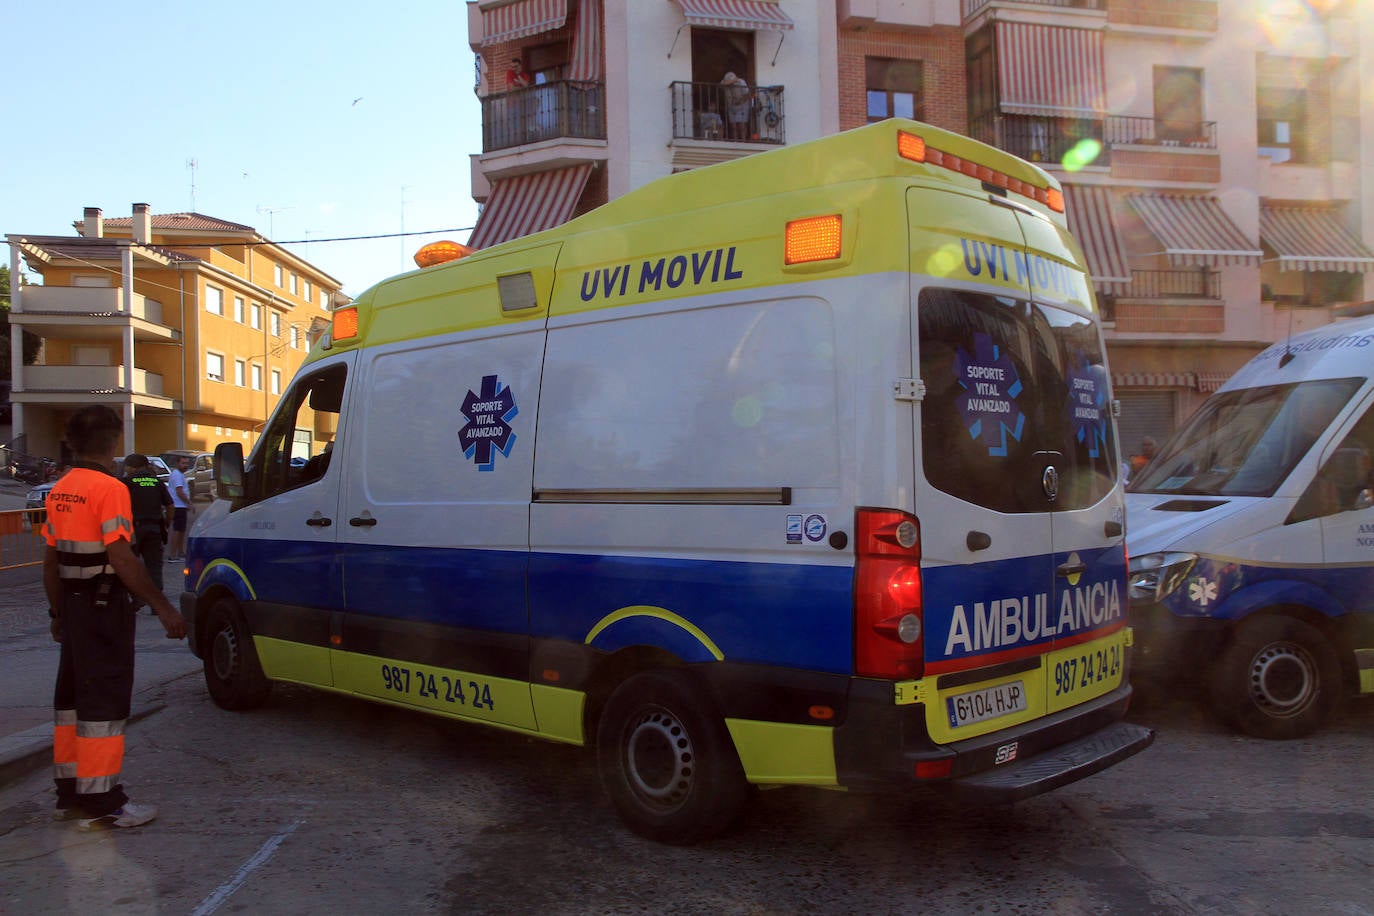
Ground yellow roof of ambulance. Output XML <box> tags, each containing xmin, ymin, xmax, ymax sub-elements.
<box><xmin>327</xmin><ymin>119</ymin><xmax>1062</xmax><ymax>355</ymax></box>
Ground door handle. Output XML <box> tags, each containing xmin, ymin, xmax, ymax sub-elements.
<box><xmin>1056</xmin><ymin>559</ymin><xmax>1087</xmax><ymax>577</ymax></box>
<box><xmin>349</xmin><ymin>516</ymin><xmax>377</xmax><ymax>527</ymax></box>
<box><xmin>306</xmin><ymin>516</ymin><xmax>332</xmax><ymax>528</ymax></box>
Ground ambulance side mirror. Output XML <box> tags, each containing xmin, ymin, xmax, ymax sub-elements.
<box><xmin>214</xmin><ymin>442</ymin><xmax>246</xmax><ymax>502</ymax></box>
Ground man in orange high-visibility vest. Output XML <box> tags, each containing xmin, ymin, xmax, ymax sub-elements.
<box><xmin>42</xmin><ymin>405</ymin><xmax>186</xmax><ymax>831</ymax></box>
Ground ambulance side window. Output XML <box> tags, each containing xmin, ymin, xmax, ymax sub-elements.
<box><xmin>1291</xmin><ymin>402</ymin><xmax>1374</xmax><ymax>523</ymax></box>
<box><xmin>246</xmin><ymin>364</ymin><xmax>347</xmax><ymax>502</ymax></box>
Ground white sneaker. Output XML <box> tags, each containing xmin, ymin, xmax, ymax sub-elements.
<box><xmin>78</xmin><ymin>802</ymin><xmax>158</xmax><ymax>831</ymax></box>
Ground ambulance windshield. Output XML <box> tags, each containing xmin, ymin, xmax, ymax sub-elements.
<box><xmin>1130</xmin><ymin>377</ymin><xmax>1363</xmax><ymax>497</ymax></box>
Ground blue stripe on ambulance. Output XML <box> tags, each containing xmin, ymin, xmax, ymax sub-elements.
<box><xmin>1160</xmin><ymin>555</ymin><xmax>1374</xmax><ymax>622</ymax></box>
<box><xmin>202</xmin><ymin>539</ymin><xmax>856</xmax><ymax>675</ymax></box>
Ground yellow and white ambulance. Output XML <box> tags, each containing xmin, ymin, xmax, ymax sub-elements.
<box><xmin>183</xmin><ymin>119</ymin><xmax>1153</xmax><ymax>843</ymax></box>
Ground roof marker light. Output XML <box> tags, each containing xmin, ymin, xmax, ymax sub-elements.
<box><xmin>413</xmin><ymin>240</ymin><xmax>473</xmax><ymax>268</ymax></box>
<box><xmin>897</xmin><ymin>130</ymin><xmax>1066</xmax><ymax>214</ymax></box>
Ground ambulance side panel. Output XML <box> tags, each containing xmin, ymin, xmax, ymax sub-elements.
<box><xmin>528</xmin><ymin>289</ymin><xmax>866</xmax><ymax>754</ymax></box>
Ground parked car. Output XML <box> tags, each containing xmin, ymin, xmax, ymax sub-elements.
<box><xmin>25</xmin><ymin>482</ymin><xmax>53</xmax><ymax>526</ymax></box>
<box><xmin>159</xmin><ymin>450</ymin><xmax>215</xmax><ymax>500</ymax></box>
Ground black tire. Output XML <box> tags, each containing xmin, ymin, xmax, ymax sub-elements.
<box><xmin>596</xmin><ymin>669</ymin><xmax>749</xmax><ymax>844</ymax></box>
<box><xmin>202</xmin><ymin>597</ymin><xmax>272</xmax><ymax>711</ymax></box>
<box><xmin>1208</xmin><ymin>616</ymin><xmax>1342</xmax><ymax>740</ymax></box>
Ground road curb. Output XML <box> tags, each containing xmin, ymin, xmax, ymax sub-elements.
<box><xmin>0</xmin><ymin>702</ymin><xmax>167</xmax><ymax>788</ymax></box>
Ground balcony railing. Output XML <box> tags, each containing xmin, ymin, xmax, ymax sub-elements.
<box><xmin>1123</xmin><ymin>269</ymin><xmax>1221</xmax><ymax>300</ymax></box>
<box><xmin>670</xmin><ymin>81</ymin><xmax>785</xmax><ymax>145</ymax></box>
<box><xmin>481</xmin><ymin>80</ymin><xmax>605</xmax><ymax>153</ymax></box>
<box><xmin>20</xmin><ymin>365</ymin><xmax>165</xmax><ymax>396</ymax></box>
<box><xmin>969</xmin><ymin>113</ymin><xmax>1107</xmax><ymax>166</ymax></box>
<box><xmin>962</xmin><ymin>0</ymin><xmax>1106</xmax><ymax>16</ymax></box>
<box><xmin>18</xmin><ymin>286</ymin><xmax>163</xmax><ymax>324</ymax></box>
<box><xmin>1104</xmin><ymin>116</ymin><xmax>1217</xmax><ymax>148</ymax></box>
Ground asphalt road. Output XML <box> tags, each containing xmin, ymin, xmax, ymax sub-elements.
<box><xmin>0</xmin><ymin>656</ymin><xmax>1371</xmax><ymax>913</ymax></box>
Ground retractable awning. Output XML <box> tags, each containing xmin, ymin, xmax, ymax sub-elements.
<box><xmin>479</xmin><ymin>0</ymin><xmax>569</xmax><ymax>47</ymax></box>
<box><xmin>1063</xmin><ymin>185</ymin><xmax>1132</xmax><ymax>292</ymax></box>
<box><xmin>467</xmin><ymin>164</ymin><xmax>593</xmax><ymax>250</ymax></box>
<box><xmin>1126</xmin><ymin>194</ymin><xmax>1262</xmax><ymax>268</ymax></box>
<box><xmin>1113</xmin><ymin>372</ymin><xmax>1195</xmax><ymax>389</ymax></box>
<box><xmin>567</xmin><ymin>0</ymin><xmax>602</xmax><ymax>82</ymax></box>
<box><xmin>1260</xmin><ymin>205</ymin><xmax>1374</xmax><ymax>272</ymax></box>
<box><xmin>996</xmin><ymin>21</ymin><xmax>1105</xmax><ymax>118</ymax></box>
<box><xmin>671</xmin><ymin>0</ymin><xmax>794</xmax><ymax>31</ymax></box>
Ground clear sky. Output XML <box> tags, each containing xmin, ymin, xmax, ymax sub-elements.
<box><xmin>4</xmin><ymin>1</ymin><xmax>483</xmax><ymax>297</ymax></box>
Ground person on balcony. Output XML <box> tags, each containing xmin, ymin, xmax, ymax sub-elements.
<box><xmin>721</xmin><ymin>72</ymin><xmax>752</xmax><ymax>141</ymax></box>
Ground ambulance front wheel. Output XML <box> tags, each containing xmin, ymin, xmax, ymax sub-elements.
<box><xmin>1208</xmin><ymin>615</ymin><xmax>1341</xmax><ymax>740</ymax></box>
<box><xmin>596</xmin><ymin>669</ymin><xmax>749</xmax><ymax>844</ymax></box>
<box><xmin>203</xmin><ymin>597</ymin><xmax>272</xmax><ymax>711</ymax></box>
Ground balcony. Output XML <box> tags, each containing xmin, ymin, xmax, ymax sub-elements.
<box><xmin>480</xmin><ymin>80</ymin><xmax>605</xmax><ymax>153</ymax></box>
<box><xmin>962</xmin><ymin>0</ymin><xmax>1106</xmax><ymax>16</ymax></box>
<box><xmin>17</xmin><ymin>286</ymin><xmax>164</xmax><ymax>324</ymax></box>
<box><xmin>670</xmin><ymin>81</ymin><xmax>785</xmax><ymax>146</ymax></box>
<box><xmin>1104</xmin><ymin>116</ymin><xmax>1216</xmax><ymax>149</ymax></box>
<box><xmin>1124</xmin><ymin>269</ymin><xmax>1220</xmax><ymax>300</ymax></box>
<box><xmin>969</xmin><ymin>113</ymin><xmax>1106</xmax><ymax>166</ymax></box>
<box><xmin>13</xmin><ymin>286</ymin><xmax>173</xmax><ymax>345</ymax></box>
<box><xmin>1109</xmin><ymin>269</ymin><xmax>1223</xmax><ymax>334</ymax></box>
<box><xmin>17</xmin><ymin>365</ymin><xmax>167</xmax><ymax>400</ymax></box>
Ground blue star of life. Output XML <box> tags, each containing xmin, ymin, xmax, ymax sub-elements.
<box><xmin>459</xmin><ymin>375</ymin><xmax>518</xmax><ymax>471</ymax></box>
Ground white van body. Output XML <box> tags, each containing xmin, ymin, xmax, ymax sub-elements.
<box><xmin>1127</xmin><ymin>314</ymin><xmax>1374</xmax><ymax>738</ymax></box>
<box><xmin>183</xmin><ymin>121</ymin><xmax>1151</xmax><ymax>842</ymax></box>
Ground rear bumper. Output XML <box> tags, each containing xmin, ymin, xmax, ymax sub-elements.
<box><xmin>947</xmin><ymin>720</ymin><xmax>1154</xmax><ymax>803</ymax></box>
<box><xmin>831</xmin><ymin>678</ymin><xmax>1152</xmax><ymax>799</ymax></box>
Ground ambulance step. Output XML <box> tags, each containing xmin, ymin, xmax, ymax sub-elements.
<box><xmin>950</xmin><ymin>722</ymin><xmax>1155</xmax><ymax>803</ymax></box>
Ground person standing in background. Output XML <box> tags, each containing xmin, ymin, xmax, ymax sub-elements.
<box><xmin>166</xmin><ymin>456</ymin><xmax>191</xmax><ymax>562</ymax></box>
<box><xmin>122</xmin><ymin>453</ymin><xmax>173</xmax><ymax>613</ymax></box>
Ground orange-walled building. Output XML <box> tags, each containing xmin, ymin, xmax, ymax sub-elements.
<box><xmin>6</xmin><ymin>204</ymin><xmax>345</xmax><ymax>462</ymax></box>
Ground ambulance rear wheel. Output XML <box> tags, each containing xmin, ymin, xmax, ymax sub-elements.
<box><xmin>1208</xmin><ymin>616</ymin><xmax>1341</xmax><ymax>740</ymax></box>
<box><xmin>203</xmin><ymin>598</ymin><xmax>272</xmax><ymax>711</ymax></box>
<box><xmin>597</xmin><ymin>669</ymin><xmax>749</xmax><ymax>844</ymax></box>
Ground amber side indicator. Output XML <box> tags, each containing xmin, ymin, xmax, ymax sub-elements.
<box><xmin>332</xmin><ymin>308</ymin><xmax>360</xmax><ymax>340</ymax></box>
<box><xmin>785</xmin><ymin>215</ymin><xmax>843</xmax><ymax>264</ymax></box>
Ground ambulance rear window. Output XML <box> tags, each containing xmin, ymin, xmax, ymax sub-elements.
<box><xmin>918</xmin><ymin>289</ymin><xmax>1117</xmax><ymax>513</ymax></box>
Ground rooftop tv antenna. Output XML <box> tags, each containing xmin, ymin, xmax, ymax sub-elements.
<box><xmin>186</xmin><ymin>158</ymin><xmax>198</xmax><ymax>211</ymax></box>
<box><xmin>256</xmin><ymin>205</ymin><xmax>293</xmax><ymax>239</ymax></box>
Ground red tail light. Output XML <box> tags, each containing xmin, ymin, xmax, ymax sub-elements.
<box><xmin>854</xmin><ymin>508</ymin><xmax>925</xmax><ymax>679</ymax></box>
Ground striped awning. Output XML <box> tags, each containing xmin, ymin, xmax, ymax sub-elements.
<box><xmin>996</xmin><ymin>22</ymin><xmax>1105</xmax><ymax>118</ymax></box>
<box><xmin>479</xmin><ymin>0</ymin><xmax>569</xmax><ymax>47</ymax></box>
<box><xmin>671</xmin><ymin>0</ymin><xmax>795</xmax><ymax>31</ymax></box>
<box><xmin>1260</xmin><ymin>205</ymin><xmax>1374</xmax><ymax>273</ymax></box>
<box><xmin>567</xmin><ymin>0</ymin><xmax>602</xmax><ymax>82</ymax></box>
<box><xmin>467</xmin><ymin>164</ymin><xmax>593</xmax><ymax>250</ymax></box>
<box><xmin>1063</xmin><ymin>185</ymin><xmax>1132</xmax><ymax>292</ymax></box>
<box><xmin>1126</xmin><ymin>194</ymin><xmax>1263</xmax><ymax>268</ymax></box>
<box><xmin>1113</xmin><ymin>372</ymin><xmax>1195</xmax><ymax>389</ymax></box>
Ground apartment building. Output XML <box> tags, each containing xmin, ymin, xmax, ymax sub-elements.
<box><xmin>467</xmin><ymin>0</ymin><xmax>1373</xmax><ymax>445</ymax></box>
<box><xmin>5</xmin><ymin>204</ymin><xmax>343</xmax><ymax>461</ymax></box>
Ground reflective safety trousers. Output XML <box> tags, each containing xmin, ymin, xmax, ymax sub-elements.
<box><xmin>53</xmin><ymin>580</ymin><xmax>134</xmax><ymax>817</ymax></box>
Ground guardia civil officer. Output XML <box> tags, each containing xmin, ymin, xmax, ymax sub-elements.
<box><xmin>122</xmin><ymin>452</ymin><xmax>174</xmax><ymax>612</ymax></box>
<box><xmin>43</xmin><ymin>406</ymin><xmax>186</xmax><ymax>830</ymax></box>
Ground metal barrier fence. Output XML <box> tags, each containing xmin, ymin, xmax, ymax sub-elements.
<box><xmin>0</xmin><ymin>508</ymin><xmax>46</xmax><ymax>571</ymax></box>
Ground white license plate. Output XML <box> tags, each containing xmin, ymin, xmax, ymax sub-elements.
<box><xmin>945</xmin><ymin>681</ymin><xmax>1028</xmax><ymax>729</ymax></box>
